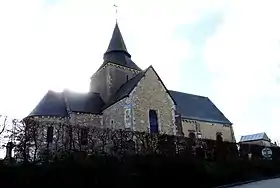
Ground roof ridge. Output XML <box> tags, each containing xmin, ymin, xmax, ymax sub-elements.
<box><xmin>113</xmin><ymin>71</ymin><xmax>146</xmax><ymax>98</ymax></box>
<box><xmin>103</xmin><ymin>66</ymin><xmax>177</xmax><ymax>110</ymax></box>
<box><xmin>63</xmin><ymin>90</ymin><xmax>100</xmax><ymax>95</ymax></box>
<box><xmin>116</xmin><ymin>67</ymin><xmax>149</xmax><ymax>91</ymax></box>
<box><xmin>47</xmin><ymin>90</ymin><xmax>63</xmax><ymax>94</ymax></box>
<box><xmin>169</xmin><ymin>90</ymin><xmax>207</xmax><ymax>98</ymax></box>
<box><xmin>169</xmin><ymin>90</ymin><xmax>232</xmax><ymax>125</ymax></box>
<box><xmin>242</xmin><ymin>132</ymin><xmax>266</xmax><ymax>136</ymax></box>
<box><xmin>26</xmin><ymin>90</ymin><xmax>68</xmax><ymax>118</ymax></box>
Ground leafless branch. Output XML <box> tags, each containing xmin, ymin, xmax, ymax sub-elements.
<box><xmin>0</xmin><ymin>115</ymin><xmax>7</xmax><ymax>135</ymax></box>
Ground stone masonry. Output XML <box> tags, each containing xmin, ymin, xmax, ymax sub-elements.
<box><xmin>129</xmin><ymin>67</ymin><xmax>176</xmax><ymax>135</ymax></box>
<box><xmin>102</xmin><ymin>99</ymin><xmax>127</xmax><ymax>130</ymax></box>
<box><xmin>182</xmin><ymin>119</ymin><xmax>235</xmax><ymax>142</ymax></box>
<box><xmin>91</xmin><ymin>63</ymin><xmax>140</xmax><ymax>104</ymax></box>
<box><xmin>102</xmin><ymin>67</ymin><xmax>176</xmax><ymax>135</ymax></box>
<box><xmin>70</xmin><ymin>113</ymin><xmax>102</xmax><ymax>128</ymax></box>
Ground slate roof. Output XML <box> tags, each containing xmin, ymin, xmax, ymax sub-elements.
<box><xmin>27</xmin><ymin>90</ymin><xmax>105</xmax><ymax>118</ymax></box>
<box><xmin>28</xmin><ymin>91</ymin><xmax>68</xmax><ymax>118</ymax></box>
<box><xmin>102</xmin><ymin>71</ymin><xmax>145</xmax><ymax>109</ymax></box>
<box><xmin>27</xmin><ymin>84</ymin><xmax>231</xmax><ymax>126</ymax></box>
<box><xmin>103</xmin><ymin>66</ymin><xmax>177</xmax><ymax>109</ymax></box>
<box><xmin>169</xmin><ymin>90</ymin><xmax>232</xmax><ymax>124</ymax></box>
<box><xmin>240</xmin><ymin>132</ymin><xmax>270</xmax><ymax>142</ymax></box>
<box><xmin>105</xmin><ymin>23</ymin><xmax>129</xmax><ymax>55</ymax></box>
<box><xmin>64</xmin><ymin>90</ymin><xmax>104</xmax><ymax>114</ymax></box>
<box><xmin>101</xmin><ymin>23</ymin><xmax>141</xmax><ymax>71</ymax></box>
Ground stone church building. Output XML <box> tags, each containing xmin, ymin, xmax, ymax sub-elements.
<box><xmin>26</xmin><ymin>23</ymin><xmax>235</xmax><ymax>142</ymax></box>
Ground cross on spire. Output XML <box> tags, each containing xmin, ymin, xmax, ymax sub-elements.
<box><xmin>114</xmin><ymin>4</ymin><xmax>118</xmax><ymax>22</ymax></box>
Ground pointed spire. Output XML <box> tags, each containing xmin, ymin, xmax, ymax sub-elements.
<box><xmin>102</xmin><ymin>22</ymin><xmax>141</xmax><ymax>71</ymax></box>
<box><xmin>104</xmin><ymin>22</ymin><xmax>131</xmax><ymax>57</ymax></box>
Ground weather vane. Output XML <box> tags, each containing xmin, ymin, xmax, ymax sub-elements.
<box><xmin>114</xmin><ymin>4</ymin><xmax>118</xmax><ymax>22</ymax></box>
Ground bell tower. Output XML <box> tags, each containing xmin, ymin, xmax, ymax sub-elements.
<box><xmin>90</xmin><ymin>23</ymin><xmax>142</xmax><ymax>104</ymax></box>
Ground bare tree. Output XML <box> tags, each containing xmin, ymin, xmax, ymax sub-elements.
<box><xmin>53</xmin><ymin>122</ymin><xmax>65</xmax><ymax>152</ymax></box>
<box><xmin>8</xmin><ymin>118</ymin><xmax>31</xmax><ymax>163</ymax></box>
<box><xmin>87</xmin><ymin>126</ymin><xmax>100</xmax><ymax>154</ymax></box>
<box><xmin>0</xmin><ymin>115</ymin><xmax>7</xmax><ymax>136</ymax></box>
<box><xmin>0</xmin><ymin>115</ymin><xmax>8</xmax><ymax>153</ymax></box>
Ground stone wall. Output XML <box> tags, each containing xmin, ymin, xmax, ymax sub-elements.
<box><xmin>70</xmin><ymin>113</ymin><xmax>102</xmax><ymax>127</ymax></box>
<box><xmin>182</xmin><ymin>119</ymin><xmax>235</xmax><ymax>142</ymax></box>
<box><xmin>24</xmin><ymin>117</ymin><xmax>68</xmax><ymax>160</ymax></box>
<box><xmin>90</xmin><ymin>65</ymin><xmax>108</xmax><ymax>102</ymax></box>
<box><xmin>129</xmin><ymin>67</ymin><xmax>176</xmax><ymax>135</ymax></box>
<box><xmin>90</xmin><ymin>63</ymin><xmax>141</xmax><ymax>104</ymax></box>
<box><xmin>107</xmin><ymin>63</ymin><xmax>140</xmax><ymax>102</ymax></box>
<box><xmin>25</xmin><ymin>116</ymin><xmax>105</xmax><ymax>158</ymax></box>
<box><xmin>102</xmin><ymin>99</ymin><xmax>126</xmax><ymax>130</ymax></box>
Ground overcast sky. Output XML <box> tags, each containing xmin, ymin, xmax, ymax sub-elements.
<box><xmin>0</xmin><ymin>0</ymin><xmax>280</xmax><ymax>156</ymax></box>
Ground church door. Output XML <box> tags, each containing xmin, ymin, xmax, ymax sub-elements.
<box><xmin>149</xmin><ymin>110</ymin><xmax>159</xmax><ymax>134</ymax></box>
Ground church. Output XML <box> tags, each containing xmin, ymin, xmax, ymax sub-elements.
<box><xmin>26</xmin><ymin>23</ymin><xmax>235</xmax><ymax>142</ymax></box>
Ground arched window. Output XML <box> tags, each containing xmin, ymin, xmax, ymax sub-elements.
<box><xmin>81</xmin><ymin>128</ymin><xmax>89</xmax><ymax>145</ymax></box>
<box><xmin>216</xmin><ymin>132</ymin><xmax>223</xmax><ymax>142</ymax></box>
<box><xmin>149</xmin><ymin>110</ymin><xmax>159</xmax><ymax>134</ymax></box>
<box><xmin>110</xmin><ymin>119</ymin><xmax>115</xmax><ymax>129</ymax></box>
<box><xmin>47</xmin><ymin>126</ymin><xmax>54</xmax><ymax>143</ymax></box>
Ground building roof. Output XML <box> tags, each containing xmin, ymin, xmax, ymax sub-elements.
<box><xmin>240</xmin><ymin>132</ymin><xmax>270</xmax><ymax>142</ymax></box>
<box><xmin>113</xmin><ymin>71</ymin><xmax>146</xmax><ymax>103</ymax></box>
<box><xmin>101</xmin><ymin>23</ymin><xmax>141</xmax><ymax>71</ymax></box>
<box><xmin>27</xmin><ymin>86</ymin><xmax>232</xmax><ymax>126</ymax></box>
<box><xmin>102</xmin><ymin>69</ymin><xmax>146</xmax><ymax>110</ymax></box>
<box><xmin>27</xmin><ymin>90</ymin><xmax>105</xmax><ymax>118</ymax></box>
<box><xmin>103</xmin><ymin>66</ymin><xmax>177</xmax><ymax>109</ymax></box>
<box><xmin>105</xmin><ymin>22</ymin><xmax>129</xmax><ymax>56</ymax></box>
<box><xmin>64</xmin><ymin>90</ymin><xmax>104</xmax><ymax>114</ymax></box>
<box><xmin>169</xmin><ymin>90</ymin><xmax>232</xmax><ymax>124</ymax></box>
<box><xmin>28</xmin><ymin>91</ymin><xmax>68</xmax><ymax>118</ymax></box>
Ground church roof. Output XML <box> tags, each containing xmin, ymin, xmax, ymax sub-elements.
<box><xmin>239</xmin><ymin>132</ymin><xmax>270</xmax><ymax>142</ymax></box>
<box><xmin>27</xmin><ymin>90</ymin><xmax>105</xmax><ymax>118</ymax></box>
<box><xmin>169</xmin><ymin>90</ymin><xmax>232</xmax><ymax>125</ymax></box>
<box><xmin>101</xmin><ymin>23</ymin><xmax>141</xmax><ymax>71</ymax></box>
<box><xmin>112</xmin><ymin>71</ymin><xmax>146</xmax><ymax>104</ymax></box>
<box><xmin>27</xmin><ymin>84</ymin><xmax>232</xmax><ymax>126</ymax></box>
<box><xmin>102</xmin><ymin>70</ymin><xmax>145</xmax><ymax>110</ymax></box>
<box><xmin>28</xmin><ymin>91</ymin><xmax>68</xmax><ymax>118</ymax></box>
<box><xmin>103</xmin><ymin>66</ymin><xmax>177</xmax><ymax>109</ymax></box>
<box><xmin>105</xmin><ymin>22</ymin><xmax>129</xmax><ymax>55</ymax></box>
<box><xmin>103</xmin><ymin>69</ymin><xmax>231</xmax><ymax>125</ymax></box>
<box><xmin>64</xmin><ymin>91</ymin><xmax>104</xmax><ymax>114</ymax></box>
